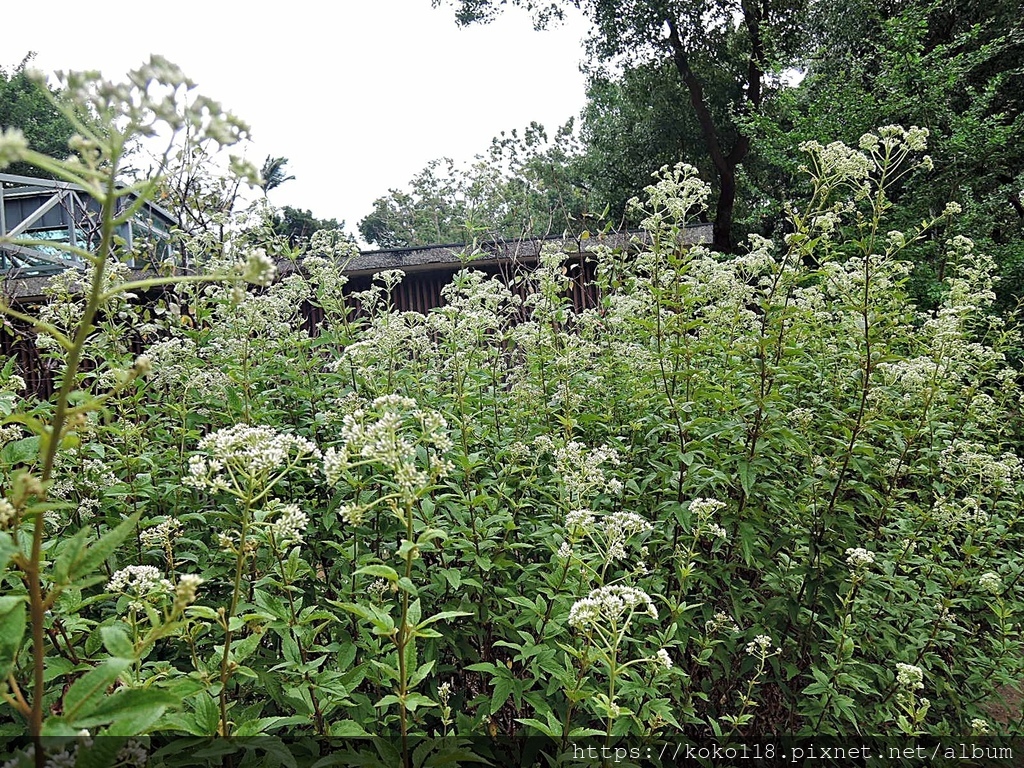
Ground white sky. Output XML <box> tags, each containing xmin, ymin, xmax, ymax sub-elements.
<box><xmin>4</xmin><ymin>1</ymin><xmax>591</xmax><ymax>242</ymax></box>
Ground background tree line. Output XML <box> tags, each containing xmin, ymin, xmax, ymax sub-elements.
<box><xmin>361</xmin><ymin>0</ymin><xmax>1021</xmax><ymax>307</ymax></box>
<box><xmin>3</xmin><ymin>0</ymin><xmax>1020</xmax><ymax>307</ymax></box>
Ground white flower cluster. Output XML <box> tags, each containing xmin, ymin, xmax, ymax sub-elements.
<box><xmin>552</xmin><ymin>440</ymin><xmax>623</xmax><ymax>500</ymax></box>
<box><xmin>173</xmin><ymin>574</ymin><xmax>203</xmax><ymax>610</ymax></box>
<box><xmin>878</xmin><ymin>356</ymin><xmax>937</xmax><ymax>398</ymax></box>
<box><xmin>745</xmin><ymin>634</ymin><xmax>780</xmax><ymax>657</ymax></box>
<box><xmin>705</xmin><ymin>611</ymin><xmax>741</xmax><ymax>634</ymax></box>
<box><xmin>565</xmin><ymin>508</ymin><xmax>596</xmax><ymax>533</ymax></box>
<box><xmin>1</xmin><ymin>374</ymin><xmax>25</xmax><ymax>393</ymax></box>
<box><xmin>107</xmin><ymin>565</ymin><xmax>173</xmax><ymax>610</ymax></box>
<box><xmin>568</xmin><ymin>585</ymin><xmax>658</xmax><ymax>631</ymax></box>
<box><xmin>845</xmin><ymin>547</ymin><xmax>876</xmax><ymax>570</ymax></box>
<box><xmin>628</xmin><ymin>162</ymin><xmax>711</xmax><ymax>231</ymax></box>
<box><xmin>563</xmin><ymin>508</ymin><xmax>652</xmax><ymax>561</ymax></box>
<box><xmin>603</xmin><ymin>511</ymin><xmax>653</xmax><ymax>559</ymax></box>
<box><xmin>210</xmin><ymin>273</ymin><xmax>310</xmax><ymax>352</ymax></box>
<box><xmin>338</xmin><ymin>311</ymin><xmax>434</xmax><ymax>386</ymax></box>
<box><xmin>323</xmin><ymin>395</ymin><xmax>453</xmax><ymax>503</ymax></box>
<box><xmin>186</xmin><ymin>425</ymin><xmax>321</xmax><ymax>493</ymax></box>
<box><xmin>139</xmin><ymin>518</ymin><xmax>183</xmax><ymax>550</ymax></box>
<box><xmin>941</xmin><ymin>236</ymin><xmax>998</xmax><ymax>316</ymax></box>
<box><xmin>374</xmin><ymin>269</ymin><xmax>406</xmax><ymax>292</ymax></box>
<box><xmin>0</xmin><ymin>498</ymin><xmax>16</xmax><ymax>528</ymax></box>
<box><xmin>978</xmin><ymin>571</ymin><xmax>1003</xmax><ymax>595</ymax></box>
<box><xmin>52</xmin><ymin>56</ymin><xmax>249</xmax><ymax>148</ymax></box>
<box><xmin>303</xmin><ymin>254</ymin><xmax>351</xmax><ymax>295</ymax></box>
<box><xmin>800</xmin><ymin>140</ymin><xmax>872</xmax><ymax>184</ymax></box>
<box><xmin>895</xmin><ymin>662</ymin><xmax>924</xmax><ymax>691</ymax></box>
<box><xmin>240</xmin><ymin>248</ymin><xmax>276</xmax><ymax>287</ymax></box>
<box><xmin>308</xmin><ymin>230</ymin><xmax>359</xmax><ymax>262</ymax></box>
<box><xmin>940</xmin><ymin>440</ymin><xmax>1022</xmax><ymax>492</ymax></box>
<box><xmin>931</xmin><ymin>496</ymin><xmax>989</xmax><ymax>528</ymax></box>
<box><xmin>107</xmin><ymin>565</ymin><xmax>172</xmax><ymax>595</ymax></box>
<box><xmin>270</xmin><ymin>502</ymin><xmax>309</xmax><ymax>545</ymax></box>
<box><xmin>970</xmin><ymin>718</ymin><xmax>992</xmax><ymax>735</ymax></box>
<box><xmin>690</xmin><ymin>498</ymin><xmax>728</xmax><ymax>541</ymax></box>
<box><xmin>655</xmin><ymin>648</ymin><xmax>673</xmax><ymax>669</ymax></box>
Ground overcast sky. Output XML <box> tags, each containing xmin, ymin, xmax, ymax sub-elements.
<box><xmin>4</xmin><ymin>1</ymin><xmax>591</xmax><ymax>242</ymax></box>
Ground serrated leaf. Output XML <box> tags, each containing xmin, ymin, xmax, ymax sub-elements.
<box><xmin>75</xmin><ymin>689</ymin><xmax>178</xmax><ymax>733</ymax></box>
<box><xmin>0</xmin><ymin>596</ymin><xmax>26</xmax><ymax>678</ymax></box>
<box><xmin>490</xmin><ymin>676</ymin><xmax>514</xmax><ymax>715</ymax></box>
<box><xmin>39</xmin><ymin>718</ymin><xmax>82</xmax><ymax>737</ymax></box>
<box><xmin>409</xmin><ymin>660</ymin><xmax>435</xmax><ymax>688</ymax></box>
<box><xmin>1</xmin><ymin>435</ymin><xmax>40</xmax><ymax>466</ymax></box>
<box><xmin>330</xmin><ymin>720</ymin><xmax>370</xmax><ymax>737</ymax></box>
<box><xmin>101</xmin><ymin>625</ymin><xmax>135</xmax><ymax>659</ymax></box>
<box><xmin>403</xmin><ymin>693</ymin><xmax>435</xmax><ymax>712</ymax></box>
<box><xmin>72</xmin><ymin>737</ymin><xmax>127</xmax><ymax>768</ymax></box>
<box><xmin>63</xmin><ymin>658</ymin><xmax>131</xmax><ymax>722</ymax></box>
<box><xmin>515</xmin><ymin>718</ymin><xmax>561</xmax><ymax>738</ymax></box>
<box><xmin>64</xmin><ymin>513</ymin><xmax>142</xmax><ymax>584</ymax></box>
<box><xmin>192</xmin><ymin>692</ymin><xmax>221</xmax><ymax>736</ymax></box>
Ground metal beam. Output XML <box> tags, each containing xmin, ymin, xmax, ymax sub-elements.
<box><xmin>7</xmin><ymin>190</ymin><xmax>71</xmax><ymax>238</ymax></box>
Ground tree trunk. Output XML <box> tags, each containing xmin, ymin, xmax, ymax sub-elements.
<box><xmin>666</xmin><ymin>8</ymin><xmax>763</xmax><ymax>253</ymax></box>
<box><xmin>714</xmin><ymin>165</ymin><xmax>737</xmax><ymax>253</ymax></box>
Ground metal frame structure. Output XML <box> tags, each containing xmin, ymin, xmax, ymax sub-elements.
<box><xmin>0</xmin><ymin>172</ymin><xmax>177</xmax><ymax>279</ymax></box>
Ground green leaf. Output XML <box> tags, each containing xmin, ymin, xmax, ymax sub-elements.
<box><xmin>330</xmin><ymin>720</ymin><xmax>370</xmax><ymax>737</ymax></box>
<box><xmin>40</xmin><ymin>718</ymin><xmax>84</xmax><ymax>737</ymax></box>
<box><xmin>73</xmin><ymin>738</ymin><xmax>128</xmax><ymax>768</ymax></box>
<box><xmin>0</xmin><ymin>596</ymin><xmax>26</xmax><ymax>678</ymax></box>
<box><xmin>406</xmin><ymin>598</ymin><xmax>422</xmax><ymax>629</ymax></box>
<box><xmin>1</xmin><ymin>435</ymin><xmax>40</xmax><ymax>466</ymax></box>
<box><xmin>416</xmin><ymin>610</ymin><xmax>472</xmax><ymax>630</ymax></box>
<box><xmin>100</xmin><ymin>626</ymin><xmax>135</xmax><ymax>660</ymax></box>
<box><xmin>232</xmin><ymin>632</ymin><xmax>263</xmax><ymax>663</ymax></box>
<box><xmin>354</xmin><ymin>564</ymin><xmax>399</xmax><ymax>582</ymax></box>
<box><xmin>60</xmin><ymin>513</ymin><xmax>142</xmax><ymax>585</ymax></box>
<box><xmin>515</xmin><ymin>717</ymin><xmax>561</xmax><ymax>738</ymax></box>
<box><xmin>490</xmin><ymin>675</ymin><xmax>514</xmax><ymax>715</ymax></box>
<box><xmin>409</xmin><ymin>660</ymin><xmax>436</xmax><ymax>687</ymax></box>
<box><xmin>74</xmin><ymin>688</ymin><xmax>178</xmax><ymax>733</ymax></box>
<box><xmin>63</xmin><ymin>658</ymin><xmax>131</xmax><ymax>722</ymax></box>
<box><xmin>191</xmin><ymin>692</ymin><xmax>221</xmax><ymax>736</ymax></box>
<box><xmin>403</xmin><ymin>692</ymin><xmax>435</xmax><ymax>712</ymax></box>
<box><xmin>233</xmin><ymin>715</ymin><xmax>311</xmax><ymax>737</ymax></box>
<box><xmin>0</xmin><ymin>531</ymin><xmax>15</xmax><ymax>573</ymax></box>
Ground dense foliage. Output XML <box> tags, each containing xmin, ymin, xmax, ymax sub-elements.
<box><xmin>2</xmin><ymin>61</ymin><xmax>1023</xmax><ymax>767</ymax></box>
<box><xmin>433</xmin><ymin>0</ymin><xmax>807</xmax><ymax>253</ymax></box>
<box><xmin>358</xmin><ymin>123</ymin><xmax>592</xmax><ymax>249</ymax></box>
<box><xmin>0</xmin><ymin>55</ymin><xmax>76</xmax><ymax>181</ymax></box>
<box><xmin>398</xmin><ymin>0</ymin><xmax>1023</xmax><ymax>309</ymax></box>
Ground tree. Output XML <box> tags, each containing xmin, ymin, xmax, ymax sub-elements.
<box><xmin>259</xmin><ymin>155</ymin><xmax>295</xmax><ymax>195</ymax></box>
<box><xmin>0</xmin><ymin>53</ymin><xmax>76</xmax><ymax>179</ymax></box>
<box><xmin>359</xmin><ymin>122</ymin><xmax>594</xmax><ymax>248</ymax></box>
<box><xmin>577</xmin><ymin>61</ymin><xmax>709</xmax><ymax>226</ymax></box>
<box><xmin>432</xmin><ymin>0</ymin><xmax>807</xmax><ymax>252</ymax></box>
<box><xmin>766</xmin><ymin>0</ymin><xmax>1024</xmax><ymax>308</ymax></box>
<box><xmin>271</xmin><ymin>206</ymin><xmax>352</xmax><ymax>248</ymax></box>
